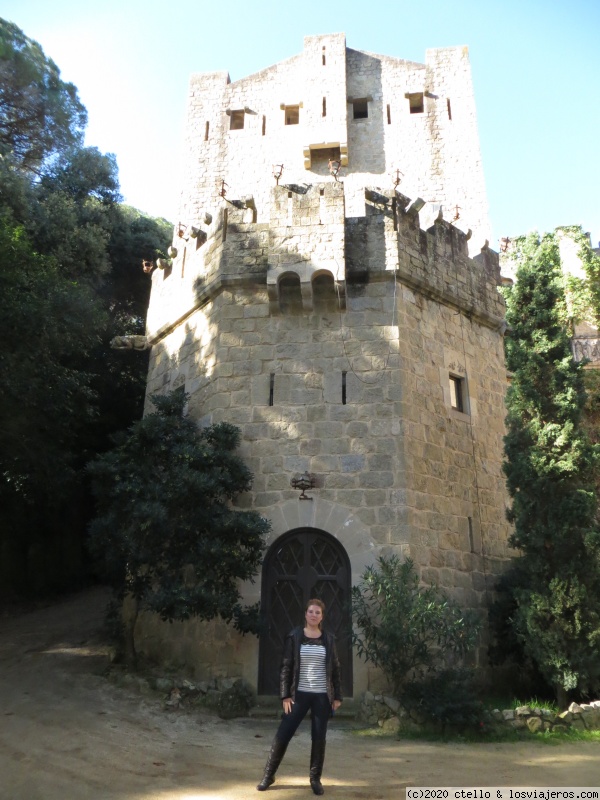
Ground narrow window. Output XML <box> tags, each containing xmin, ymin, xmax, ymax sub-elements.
<box><xmin>386</xmin><ymin>104</ymin><xmax>391</xmax><ymax>124</ymax></box>
<box><xmin>407</xmin><ymin>92</ymin><xmax>424</xmax><ymax>114</ymax></box>
<box><xmin>284</xmin><ymin>105</ymin><xmax>300</xmax><ymax>125</ymax></box>
<box><xmin>204</xmin><ymin>120</ymin><xmax>209</xmax><ymax>141</ymax></box>
<box><xmin>269</xmin><ymin>373</ymin><xmax>275</xmax><ymax>406</ymax></box>
<box><xmin>352</xmin><ymin>99</ymin><xmax>368</xmax><ymax>119</ymax></box>
<box><xmin>230</xmin><ymin>110</ymin><xmax>245</xmax><ymax>130</ymax></box>
<box><xmin>322</xmin><ymin>46</ymin><xmax>326</xmax><ymax>66</ymax></box>
<box><xmin>222</xmin><ymin>208</ymin><xmax>228</xmax><ymax>243</ymax></box>
<box><xmin>319</xmin><ymin>187</ymin><xmax>324</xmax><ymax>196</ymax></box>
<box><xmin>449</xmin><ymin>374</ymin><xmax>465</xmax><ymax>412</ymax></box>
<box><xmin>322</xmin><ymin>97</ymin><xmax>326</xmax><ymax>117</ymax></box>
<box><xmin>262</xmin><ymin>114</ymin><xmax>266</xmax><ymax>135</ymax></box>
<box><xmin>342</xmin><ymin>371</ymin><xmax>347</xmax><ymax>405</ymax></box>
<box><xmin>447</xmin><ymin>98</ymin><xmax>452</xmax><ymax>120</ymax></box>
<box><xmin>468</xmin><ymin>517</ymin><xmax>475</xmax><ymax>553</ymax></box>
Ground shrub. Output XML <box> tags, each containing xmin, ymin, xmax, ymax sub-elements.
<box><xmin>352</xmin><ymin>555</ymin><xmax>481</xmax><ymax>729</ymax></box>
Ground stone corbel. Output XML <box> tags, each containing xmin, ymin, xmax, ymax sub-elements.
<box><xmin>303</xmin><ymin>145</ymin><xmax>312</xmax><ymax>169</ymax></box>
<box><xmin>300</xmin><ymin>281</ymin><xmax>313</xmax><ymax>312</ymax></box>
<box><xmin>340</xmin><ymin>142</ymin><xmax>348</xmax><ymax>166</ymax></box>
<box><xmin>406</xmin><ymin>197</ymin><xmax>426</xmax><ymax>217</ymax></box>
<box><xmin>267</xmin><ymin>281</ymin><xmax>280</xmax><ymax>315</ymax></box>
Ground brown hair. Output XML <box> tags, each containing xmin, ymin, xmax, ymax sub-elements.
<box><xmin>305</xmin><ymin>598</ymin><xmax>325</xmax><ymax>630</ymax></box>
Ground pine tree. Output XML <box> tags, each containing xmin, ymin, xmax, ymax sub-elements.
<box><xmin>501</xmin><ymin>232</ymin><xmax>600</xmax><ymax>704</ymax></box>
<box><xmin>88</xmin><ymin>388</ymin><xmax>271</xmax><ymax>665</ymax></box>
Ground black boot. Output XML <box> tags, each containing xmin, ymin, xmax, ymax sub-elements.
<box><xmin>257</xmin><ymin>738</ymin><xmax>288</xmax><ymax>791</ymax></box>
<box><xmin>309</xmin><ymin>739</ymin><xmax>326</xmax><ymax>795</ymax></box>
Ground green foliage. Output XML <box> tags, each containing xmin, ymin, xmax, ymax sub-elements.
<box><xmin>87</xmin><ymin>389</ymin><xmax>270</xmax><ymax>633</ymax></box>
<box><xmin>0</xmin><ymin>217</ymin><xmax>104</xmax><ymax>500</ymax></box>
<box><xmin>0</xmin><ymin>19</ymin><xmax>87</xmax><ymax>171</ymax></box>
<box><xmin>352</xmin><ymin>556</ymin><xmax>481</xmax><ymax>719</ymax></box>
<box><xmin>402</xmin><ymin>668</ymin><xmax>485</xmax><ymax>732</ymax></box>
<box><xmin>0</xmin><ymin>18</ymin><xmax>173</xmax><ymax>597</ymax></box>
<box><xmin>499</xmin><ymin>230</ymin><xmax>600</xmax><ymax>701</ymax></box>
<box><xmin>217</xmin><ymin>679</ymin><xmax>257</xmax><ymax>719</ymax></box>
<box><xmin>558</xmin><ymin>226</ymin><xmax>600</xmax><ymax>327</ymax></box>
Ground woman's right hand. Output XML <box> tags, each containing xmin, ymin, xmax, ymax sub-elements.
<box><xmin>282</xmin><ymin>697</ymin><xmax>294</xmax><ymax>714</ymax></box>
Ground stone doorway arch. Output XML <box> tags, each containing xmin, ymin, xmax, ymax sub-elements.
<box><xmin>258</xmin><ymin>527</ymin><xmax>353</xmax><ymax>697</ymax></box>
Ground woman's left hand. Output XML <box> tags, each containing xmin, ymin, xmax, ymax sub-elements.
<box><xmin>332</xmin><ymin>700</ymin><xmax>342</xmax><ymax>712</ymax></box>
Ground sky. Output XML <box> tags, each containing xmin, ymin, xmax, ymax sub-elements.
<box><xmin>3</xmin><ymin>0</ymin><xmax>599</xmax><ymax>249</ymax></box>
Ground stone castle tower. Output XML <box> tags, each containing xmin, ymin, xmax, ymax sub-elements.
<box><xmin>140</xmin><ymin>33</ymin><xmax>512</xmax><ymax>697</ymax></box>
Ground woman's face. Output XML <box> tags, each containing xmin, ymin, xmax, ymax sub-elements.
<box><xmin>305</xmin><ymin>604</ymin><xmax>323</xmax><ymax>627</ymax></box>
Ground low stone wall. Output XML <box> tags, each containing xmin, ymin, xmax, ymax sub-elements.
<box><xmin>492</xmin><ymin>702</ymin><xmax>600</xmax><ymax>733</ymax></box>
<box><xmin>110</xmin><ymin>669</ymin><xmax>256</xmax><ymax>719</ymax></box>
<box><xmin>357</xmin><ymin>691</ymin><xmax>600</xmax><ymax>734</ymax></box>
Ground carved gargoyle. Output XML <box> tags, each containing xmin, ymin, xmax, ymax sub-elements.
<box><xmin>110</xmin><ymin>335</ymin><xmax>150</xmax><ymax>351</ymax></box>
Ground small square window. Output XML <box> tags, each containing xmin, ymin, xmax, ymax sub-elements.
<box><xmin>449</xmin><ymin>374</ymin><xmax>466</xmax><ymax>413</ymax></box>
<box><xmin>352</xmin><ymin>99</ymin><xmax>369</xmax><ymax>119</ymax></box>
<box><xmin>284</xmin><ymin>105</ymin><xmax>299</xmax><ymax>125</ymax></box>
<box><xmin>230</xmin><ymin>110</ymin><xmax>245</xmax><ymax>130</ymax></box>
<box><xmin>407</xmin><ymin>92</ymin><xmax>424</xmax><ymax>114</ymax></box>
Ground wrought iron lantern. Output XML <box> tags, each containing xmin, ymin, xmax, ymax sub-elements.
<box><xmin>328</xmin><ymin>159</ymin><xmax>341</xmax><ymax>181</ymax></box>
<box><xmin>290</xmin><ymin>472</ymin><xmax>316</xmax><ymax>500</ymax></box>
<box><xmin>272</xmin><ymin>164</ymin><xmax>284</xmax><ymax>185</ymax></box>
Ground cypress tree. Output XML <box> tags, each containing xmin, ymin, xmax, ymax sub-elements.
<box><xmin>502</xmin><ymin>232</ymin><xmax>600</xmax><ymax>704</ymax></box>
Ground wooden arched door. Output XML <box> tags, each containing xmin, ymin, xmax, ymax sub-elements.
<box><xmin>258</xmin><ymin>527</ymin><xmax>353</xmax><ymax>697</ymax></box>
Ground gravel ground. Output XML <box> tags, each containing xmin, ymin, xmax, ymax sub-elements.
<box><xmin>0</xmin><ymin>587</ymin><xmax>598</xmax><ymax>800</ymax></box>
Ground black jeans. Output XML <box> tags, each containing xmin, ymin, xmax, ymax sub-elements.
<box><xmin>275</xmin><ymin>691</ymin><xmax>331</xmax><ymax>745</ymax></box>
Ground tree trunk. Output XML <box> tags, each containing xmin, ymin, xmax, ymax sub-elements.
<box><xmin>556</xmin><ymin>685</ymin><xmax>568</xmax><ymax>711</ymax></box>
<box><xmin>122</xmin><ymin>594</ymin><xmax>139</xmax><ymax>670</ymax></box>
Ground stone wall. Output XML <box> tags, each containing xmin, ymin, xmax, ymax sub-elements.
<box><xmin>139</xmin><ymin>182</ymin><xmax>512</xmax><ymax>688</ymax></box>
<box><xmin>359</xmin><ymin>693</ymin><xmax>600</xmax><ymax>735</ymax></box>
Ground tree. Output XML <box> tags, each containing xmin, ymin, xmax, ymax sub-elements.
<box><xmin>0</xmin><ymin>17</ymin><xmax>173</xmax><ymax>596</ymax></box>
<box><xmin>0</xmin><ymin>214</ymin><xmax>105</xmax><ymax>593</ymax></box>
<box><xmin>499</xmin><ymin>231</ymin><xmax>600</xmax><ymax>704</ymax></box>
<box><xmin>0</xmin><ymin>19</ymin><xmax>87</xmax><ymax>172</ymax></box>
<box><xmin>87</xmin><ymin>389</ymin><xmax>271</xmax><ymax>665</ymax></box>
<box><xmin>27</xmin><ymin>146</ymin><xmax>121</xmax><ymax>284</ymax></box>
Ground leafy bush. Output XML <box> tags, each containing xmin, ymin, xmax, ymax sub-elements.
<box><xmin>402</xmin><ymin>668</ymin><xmax>485</xmax><ymax>732</ymax></box>
<box><xmin>352</xmin><ymin>556</ymin><xmax>481</xmax><ymax>728</ymax></box>
<box><xmin>218</xmin><ymin>679</ymin><xmax>256</xmax><ymax>719</ymax></box>
<box><xmin>88</xmin><ymin>388</ymin><xmax>271</xmax><ymax>665</ymax></box>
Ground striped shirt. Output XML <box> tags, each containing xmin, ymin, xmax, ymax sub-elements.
<box><xmin>297</xmin><ymin>634</ymin><xmax>327</xmax><ymax>693</ymax></box>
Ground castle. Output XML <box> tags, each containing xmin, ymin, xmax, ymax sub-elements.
<box><xmin>139</xmin><ymin>33</ymin><xmax>512</xmax><ymax>698</ymax></box>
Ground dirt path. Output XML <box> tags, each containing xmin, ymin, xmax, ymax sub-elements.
<box><xmin>0</xmin><ymin>588</ymin><xmax>598</xmax><ymax>800</ymax></box>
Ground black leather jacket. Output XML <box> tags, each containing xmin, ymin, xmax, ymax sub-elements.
<box><xmin>279</xmin><ymin>626</ymin><xmax>343</xmax><ymax>705</ymax></box>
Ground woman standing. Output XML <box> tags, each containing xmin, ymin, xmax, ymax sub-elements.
<box><xmin>257</xmin><ymin>598</ymin><xmax>343</xmax><ymax>795</ymax></box>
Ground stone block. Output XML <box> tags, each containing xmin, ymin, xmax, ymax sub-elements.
<box><xmin>359</xmin><ymin>472</ymin><xmax>394</xmax><ymax>488</ymax></box>
<box><xmin>340</xmin><ymin>455</ymin><xmax>366</xmax><ymax>472</ymax></box>
<box><xmin>526</xmin><ymin>717</ymin><xmax>543</xmax><ymax>733</ymax></box>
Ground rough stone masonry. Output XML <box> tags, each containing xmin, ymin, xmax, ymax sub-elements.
<box><xmin>137</xmin><ymin>33</ymin><xmax>513</xmax><ymax>700</ymax></box>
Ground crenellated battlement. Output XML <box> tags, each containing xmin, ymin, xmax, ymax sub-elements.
<box><xmin>146</xmin><ymin>182</ymin><xmax>503</xmax><ymax>342</ymax></box>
